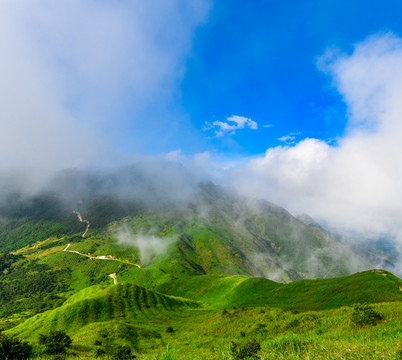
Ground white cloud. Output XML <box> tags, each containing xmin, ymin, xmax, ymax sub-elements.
<box><xmin>116</xmin><ymin>223</ymin><xmax>177</xmax><ymax>265</ymax></box>
<box><xmin>0</xmin><ymin>1</ymin><xmax>210</xmax><ymax>173</ymax></box>
<box><xmin>277</xmin><ymin>132</ymin><xmax>300</xmax><ymax>144</ymax></box>
<box><xmin>228</xmin><ymin>34</ymin><xmax>402</xmax><ymax>273</ymax></box>
<box><xmin>205</xmin><ymin>115</ymin><xmax>258</xmax><ymax>137</ymax></box>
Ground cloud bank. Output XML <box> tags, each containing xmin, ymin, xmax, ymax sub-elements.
<box><xmin>228</xmin><ymin>34</ymin><xmax>402</xmax><ymax>268</ymax></box>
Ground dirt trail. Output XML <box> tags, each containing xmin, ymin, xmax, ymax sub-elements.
<box><xmin>73</xmin><ymin>211</ymin><xmax>90</xmax><ymax>237</ymax></box>
<box><xmin>63</xmin><ymin>212</ymin><xmax>141</xmax><ymax>285</ymax></box>
<box><xmin>62</xmin><ymin>246</ymin><xmax>141</xmax><ymax>268</ymax></box>
<box><xmin>108</xmin><ymin>273</ymin><xmax>117</xmax><ymax>284</ymax></box>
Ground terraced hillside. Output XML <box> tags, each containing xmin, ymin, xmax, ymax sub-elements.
<box><xmin>3</xmin><ymin>268</ymin><xmax>402</xmax><ymax>359</ymax></box>
<box><xmin>8</xmin><ymin>284</ymin><xmax>199</xmax><ymax>344</ymax></box>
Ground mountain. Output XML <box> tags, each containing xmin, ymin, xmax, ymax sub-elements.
<box><xmin>0</xmin><ymin>166</ymin><xmax>373</xmax><ymax>282</ymax></box>
<box><xmin>0</xmin><ymin>166</ymin><xmax>400</xmax><ymax>359</ymax></box>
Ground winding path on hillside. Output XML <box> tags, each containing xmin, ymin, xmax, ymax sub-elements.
<box><xmin>108</xmin><ymin>273</ymin><xmax>118</xmax><ymax>284</ymax></box>
<box><xmin>62</xmin><ymin>212</ymin><xmax>141</xmax><ymax>285</ymax></box>
<box><xmin>63</xmin><ymin>215</ymin><xmax>141</xmax><ymax>269</ymax></box>
<box><xmin>63</xmin><ymin>246</ymin><xmax>141</xmax><ymax>268</ymax></box>
<box><xmin>73</xmin><ymin>211</ymin><xmax>90</xmax><ymax>237</ymax></box>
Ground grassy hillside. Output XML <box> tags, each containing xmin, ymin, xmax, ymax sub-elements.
<box><xmin>0</xmin><ymin>203</ymin><xmax>383</xmax><ymax>325</ymax></box>
<box><xmin>1</xmin><ymin>182</ymin><xmax>374</xmax><ymax>282</ymax></box>
<box><xmin>156</xmin><ymin>269</ymin><xmax>402</xmax><ymax>311</ymax></box>
<box><xmin>0</xmin><ymin>179</ymin><xmax>400</xmax><ymax>359</ymax></box>
<box><xmin>4</xmin><ymin>267</ymin><xmax>401</xmax><ymax>357</ymax></box>
<box><xmin>8</xmin><ymin>283</ymin><xmax>199</xmax><ymax>340</ymax></box>
<box><xmin>4</xmin><ymin>287</ymin><xmax>402</xmax><ymax>359</ymax></box>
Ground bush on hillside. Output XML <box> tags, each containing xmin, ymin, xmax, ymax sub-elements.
<box><xmin>111</xmin><ymin>344</ymin><xmax>136</xmax><ymax>360</ymax></box>
<box><xmin>166</xmin><ymin>326</ymin><xmax>174</xmax><ymax>333</ymax></box>
<box><xmin>39</xmin><ymin>330</ymin><xmax>72</xmax><ymax>354</ymax></box>
<box><xmin>231</xmin><ymin>339</ymin><xmax>261</xmax><ymax>360</ymax></box>
<box><xmin>0</xmin><ymin>333</ymin><xmax>32</xmax><ymax>359</ymax></box>
<box><xmin>94</xmin><ymin>347</ymin><xmax>106</xmax><ymax>358</ymax></box>
<box><xmin>351</xmin><ymin>303</ymin><xmax>384</xmax><ymax>327</ymax></box>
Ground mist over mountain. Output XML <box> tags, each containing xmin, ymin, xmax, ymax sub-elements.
<box><xmin>1</xmin><ymin>160</ymin><xmax>392</xmax><ymax>280</ymax></box>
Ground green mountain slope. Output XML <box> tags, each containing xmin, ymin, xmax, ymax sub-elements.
<box><xmin>156</xmin><ymin>269</ymin><xmax>402</xmax><ymax>310</ymax></box>
<box><xmin>0</xmin><ymin>182</ymin><xmax>377</xmax><ymax>322</ymax></box>
<box><xmin>1</xmin><ymin>170</ymin><xmax>400</xmax><ymax>359</ymax></box>
<box><xmin>1</xmin><ymin>173</ymin><xmax>374</xmax><ymax>279</ymax></box>
<box><xmin>4</xmin><ymin>268</ymin><xmax>401</xmax><ymax>359</ymax></box>
<box><xmin>7</xmin><ymin>283</ymin><xmax>198</xmax><ymax>340</ymax></box>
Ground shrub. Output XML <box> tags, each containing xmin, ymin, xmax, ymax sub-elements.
<box><xmin>315</xmin><ymin>327</ymin><xmax>326</xmax><ymax>335</ymax></box>
<box><xmin>231</xmin><ymin>339</ymin><xmax>261</xmax><ymax>360</ymax></box>
<box><xmin>39</xmin><ymin>330</ymin><xmax>72</xmax><ymax>354</ymax></box>
<box><xmin>0</xmin><ymin>333</ymin><xmax>32</xmax><ymax>359</ymax></box>
<box><xmin>287</xmin><ymin>318</ymin><xmax>300</xmax><ymax>329</ymax></box>
<box><xmin>166</xmin><ymin>327</ymin><xmax>174</xmax><ymax>333</ymax></box>
<box><xmin>351</xmin><ymin>303</ymin><xmax>384</xmax><ymax>327</ymax></box>
<box><xmin>111</xmin><ymin>344</ymin><xmax>136</xmax><ymax>360</ymax></box>
<box><xmin>94</xmin><ymin>347</ymin><xmax>106</xmax><ymax>358</ymax></box>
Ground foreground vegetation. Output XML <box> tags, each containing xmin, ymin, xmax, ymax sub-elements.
<box><xmin>3</xmin><ymin>269</ymin><xmax>401</xmax><ymax>359</ymax></box>
<box><xmin>2</xmin><ymin>300</ymin><xmax>401</xmax><ymax>359</ymax></box>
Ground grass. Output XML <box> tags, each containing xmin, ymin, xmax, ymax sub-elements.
<box><xmin>156</xmin><ymin>269</ymin><xmax>402</xmax><ymax>310</ymax></box>
<box><xmin>7</xmin><ymin>283</ymin><xmax>199</xmax><ymax>340</ymax></box>
<box><xmin>7</xmin><ymin>301</ymin><xmax>400</xmax><ymax>359</ymax></box>
<box><xmin>4</xmin><ymin>270</ymin><xmax>402</xmax><ymax>359</ymax></box>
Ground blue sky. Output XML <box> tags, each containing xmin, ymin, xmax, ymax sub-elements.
<box><xmin>179</xmin><ymin>0</ymin><xmax>402</xmax><ymax>155</ymax></box>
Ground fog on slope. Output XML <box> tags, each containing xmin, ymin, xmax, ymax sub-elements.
<box><xmin>0</xmin><ymin>160</ymin><xmax>208</xmax><ymax>223</ymax></box>
<box><xmin>0</xmin><ymin>159</ymin><xmax>376</xmax><ymax>281</ymax></box>
<box><xmin>227</xmin><ymin>33</ymin><xmax>402</xmax><ymax>277</ymax></box>
<box><xmin>115</xmin><ymin>223</ymin><xmax>178</xmax><ymax>266</ymax></box>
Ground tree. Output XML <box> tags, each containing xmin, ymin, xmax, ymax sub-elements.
<box><xmin>39</xmin><ymin>330</ymin><xmax>72</xmax><ymax>354</ymax></box>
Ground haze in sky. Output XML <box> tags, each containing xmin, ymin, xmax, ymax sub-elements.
<box><xmin>2</xmin><ymin>0</ymin><xmax>402</xmax><ymax>263</ymax></box>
